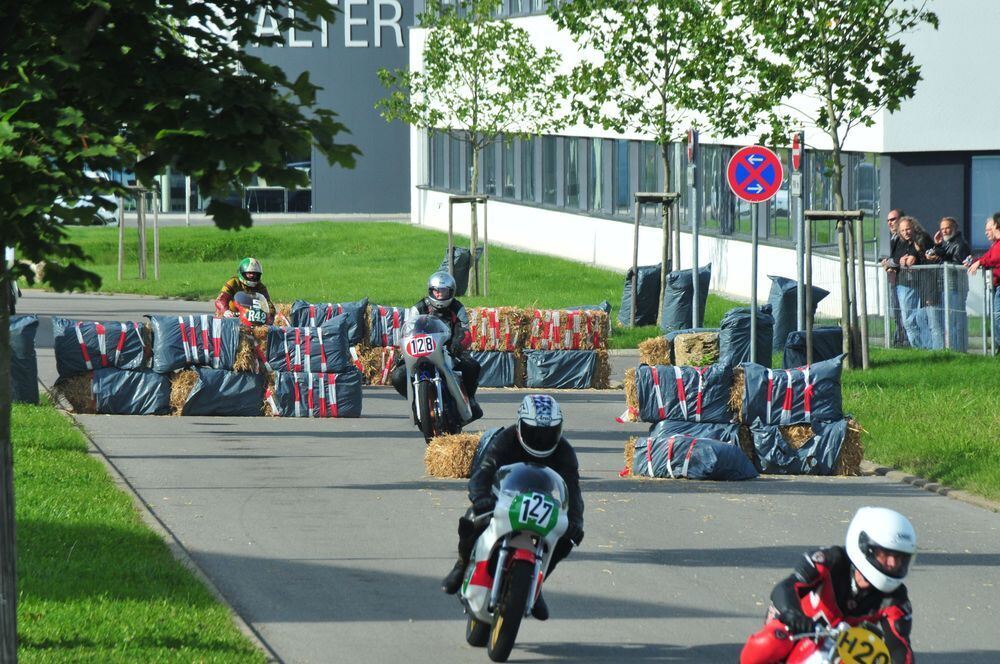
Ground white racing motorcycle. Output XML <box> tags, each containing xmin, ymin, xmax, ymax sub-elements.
<box><xmin>399</xmin><ymin>314</ymin><xmax>472</xmax><ymax>442</ymax></box>
<box><xmin>459</xmin><ymin>462</ymin><xmax>569</xmax><ymax>662</ymax></box>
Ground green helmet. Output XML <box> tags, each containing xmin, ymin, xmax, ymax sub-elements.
<box><xmin>237</xmin><ymin>257</ymin><xmax>263</xmax><ymax>287</ymax></box>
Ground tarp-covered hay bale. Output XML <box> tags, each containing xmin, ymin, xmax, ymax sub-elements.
<box><xmin>53</xmin><ymin>373</ymin><xmax>95</xmax><ymax>413</ymax></box>
<box><xmin>730</xmin><ymin>367</ymin><xmax>745</xmax><ymax>421</ymax></box>
<box><xmin>619</xmin><ymin>367</ymin><xmax>639</xmax><ymax>422</ymax></box>
<box><xmin>623</xmin><ymin>436</ymin><xmax>637</xmax><ymax>476</ymax></box>
<box><xmin>525</xmin><ymin>308</ymin><xmax>609</xmax><ymax>351</ymax></box>
<box><xmin>593</xmin><ymin>350</ymin><xmax>611</xmax><ymax>389</ymax></box>
<box><xmin>169</xmin><ymin>370</ymin><xmax>200</xmax><ymax>416</ymax></box>
<box><xmin>274</xmin><ymin>302</ymin><xmax>292</xmax><ymax>326</ymax></box>
<box><xmin>638</xmin><ymin>336</ymin><xmax>671</xmax><ymax>366</ymax></box>
<box><xmin>673</xmin><ymin>332</ymin><xmax>719</xmax><ymax>367</ymax></box>
<box><xmin>839</xmin><ymin>419</ymin><xmax>864</xmax><ymax>476</ymax></box>
<box><xmin>358</xmin><ymin>345</ymin><xmax>397</xmax><ymax>385</ymax></box>
<box><xmin>425</xmin><ymin>432</ymin><xmax>482</xmax><ymax>478</ymax></box>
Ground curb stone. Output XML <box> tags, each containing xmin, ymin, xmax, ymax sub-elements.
<box><xmin>52</xmin><ymin>406</ymin><xmax>282</xmax><ymax>663</ymax></box>
<box><xmin>860</xmin><ymin>460</ymin><xmax>1000</xmax><ymax>514</ymax></box>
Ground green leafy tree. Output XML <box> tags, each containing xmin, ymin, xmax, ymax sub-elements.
<box><xmin>0</xmin><ymin>1</ymin><xmax>358</xmax><ymax>656</ymax></box>
<box><xmin>377</xmin><ymin>0</ymin><xmax>565</xmax><ymax>295</ymax></box>
<box><xmin>550</xmin><ymin>0</ymin><xmax>773</xmax><ymax>322</ymax></box>
<box><xmin>726</xmin><ymin>0</ymin><xmax>937</xmax><ymax>366</ymax></box>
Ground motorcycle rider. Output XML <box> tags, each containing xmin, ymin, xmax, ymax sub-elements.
<box><xmin>214</xmin><ymin>257</ymin><xmax>274</xmax><ymax>318</ymax></box>
<box><xmin>441</xmin><ymin>395</ymin><xmax>585</xmax><ymax>622</ymax></box>
<box><xmin>740</xmin><ymin>506</ymin><xmax>917</xmax><ymax>664</ymax></box>
<box><xmin>391</xmin><ymin>271</ymin><xmax>482</xmax><ymax>421</ymax></box>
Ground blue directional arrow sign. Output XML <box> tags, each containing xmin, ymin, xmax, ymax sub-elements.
<box><xmin>727</xmin><ymin>145</ymin><xmax>784</xmax><ymax>203</ymax></box>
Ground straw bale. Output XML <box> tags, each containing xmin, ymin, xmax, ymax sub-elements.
<box><xmin>169</xmin><ymin>370</ymin><xmax>200</xmax><ymax>416</ymax></box>
<box><xmin>524</xmin><ymin>308</ymin><xmax>608</xmax><ymax>351</ymax></box>
<box><xmin>263</xmin><ymin>372</ymin><xmax>276</xmax><ymax>416</ymax></box>
<box><xmin>737</xmin><ymin>424</ymin><xmax>759</xmax><ymax>469</ymax></box>
<box><xmin>274</xmin><ymin>302</ymin><xmax>292</xmax><ymax>327</ymax></box>
<box><xmin>232</xmin><ymin>326</ymin><xmax>269</xmax><ymax>373</ymax></box>
<box><xmin>673</xmin><ymin>332</ymin><xmax>720</xmax><ymax>367</ymax></box>
<box><xmin>53</xmin><ymin>373</ymin><xmax>95</xmax><ymax>413</ymax></box>
<box><xmin>638</xmin><ymin>336</ymin><xmax>671</xmax><ymax>366</ymax></box>
<box><xmin>592</xmin><ymin>350</ymin><xmax>611</xmax><ymax>389</ymax></box>
<box><xmin>358</xmin><ymin>345</ymin><xmax>397</xmax><ymax>386</ymax></box>
<box><xmin>837</xmin><ymin>419</ymin><xmax>864</xmax><ymax>476</ymax></box>
<box><xmin>141</xmin><ymin>322</ymin><xmax>154</xmax><ymax>365</ymax></box>
<box><xmin>425</xmin><ymin>432</ymin><xmax>483</xmax><ymax>478</ymax></box>
<box><xmin>729</xmin><ymin>367</ymin><xmax>745</xmax><ymax>422</ymax></box>
<box><xmin>622</xmin><ymin>436</ymin><xmax>637</xmax><ymax>477</ymax></box>
<box><xmin>514</xmin><ymin>350</ymin><xmax>527</xmax><ymax>388</ymax></box>
<box><xmin>622</xmin><ymin>368</ymin><xmax>639</xmax><ymax>422</ymax></box>
<box><xmin>468</xmin><ymin>307</ymin><xmax>527</xmax><ymax>352</ymax></box>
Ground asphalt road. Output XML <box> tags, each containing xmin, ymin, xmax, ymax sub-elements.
<box><xmin>21</xmin><ymin>290</ymin><xmax>1000</xmax><ymax>663</ymax></box>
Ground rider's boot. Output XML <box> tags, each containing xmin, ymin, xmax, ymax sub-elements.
<box><xmin>442</xmin><ymin>559</ymin><xmax>466</xmax><ymax>595</ymax></box>
<box><xmin>531</xmin><ymin>593</ymin><xmax>549</xmax><ymax>621</ymax></box>
<box><xmin>469</xmin><ymin>398</ymin><xmax>483</xmax><ymax>422</ymax></box>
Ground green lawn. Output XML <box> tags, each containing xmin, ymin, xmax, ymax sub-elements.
<box><xmin>64</xmin><ymin>221</ymin><xmax>741</xmax><ymax>348</ymax></box>
<box><xmin>843</xmin><ymin>348</ymin><xmax>1000</xmax><ymax>501</ymax></box>
<box><xmin>14</xmin><ymin>401</ymin><xmax>265</xmax><ymax>663</ymax></box>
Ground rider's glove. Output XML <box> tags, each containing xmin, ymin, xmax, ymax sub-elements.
<box><xmin>780</xmin><ymin>609</ymin><xmax>814</xmax><ymax>636</ymax></box>
<box><xmin>222</xmin><ymin>310</ymin><xmax>235</xmax><ymax>319</ymax></box>
<box><xmin>472</xmin><ymin>497</ymin><xmax>495</xmax><ymax>517</ymax></box>
<box><xmin>566</xmin><ymin>523</ymin><xmax>585</xmax><ymax>546</ymax></box>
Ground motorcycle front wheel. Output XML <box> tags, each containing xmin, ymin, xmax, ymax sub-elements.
<box><xmin>416</xmin><ymin>380</ymin><xmax>438</xmax><ymax>443</ymax></box>
<box><xmin>465</xmin><ymin>615</ymin><xmax>489</xmax><ymax>647</ymax></box>
<box><xmin>487</xmin><ymin>559</ymin><xmax>533</xmax><ymax>662</ymax></box>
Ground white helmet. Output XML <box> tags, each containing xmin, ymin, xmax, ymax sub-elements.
<box><xmin>516</xmin><ymin>395</ymin><xmax>563</xmax><ymax>458</ymax></box>
<box><xmin>845</xmin><ymin>507</ymin><xmax>917</xmax><ymax>593</ymax></box>
<box><xmin>427</xmin><ymin>271</ymin><xmax>456</xmax><ymax>310</ymax></box>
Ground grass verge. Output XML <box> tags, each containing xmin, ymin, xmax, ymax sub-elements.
<box><xmin>63</xmin><ymin>222</ymin><xmax>741</xmax><ymax>348</ymax></box>
<box><xmin>843</xmin><ymin>348</ymin><xmax>1000</xmax><ymax>501</ymax></box>
<box><xmin>14</xmin><ymin>400</ymin><xmax>265</xmax><ymax>663</ymax></box>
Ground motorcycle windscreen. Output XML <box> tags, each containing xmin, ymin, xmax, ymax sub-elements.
<box><xmin>494</xmin><ymin>463</ymin><xmax>567</xmax><ymax>508</ymax></box>
<box><xmin>401</xmin><ymin>314</ymin><xmax>450</xmax><ymax>337</ymax></box>
<box><xmin>234</xmin><ymin>291</ymin><xmax>269</xmax><ymax>311</ymax></box>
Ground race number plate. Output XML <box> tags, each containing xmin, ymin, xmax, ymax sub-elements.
<box><xmin>836</xmin><ymin>626</ymin><xmax>891</xmax><ymax>664</ymax></box>
<box><xmin>509</xmin><ymin>492</ymin><xmax>558</xmax><ymax>536</ymax></box>
<box><xmin>245</xmin><ymin>309</ymin><xmax>268</xmax><ymax>324</ymax></box>
<box><xmin>406</xmin><ymin>334</ymin><xmax>437</xmax><ymax>358</ymax></box>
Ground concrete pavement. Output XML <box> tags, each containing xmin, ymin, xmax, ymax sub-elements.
<box><xmin>20</xmin><ymin>291</ymin><xmax>1000</xmax><ymax>663</ymax></box>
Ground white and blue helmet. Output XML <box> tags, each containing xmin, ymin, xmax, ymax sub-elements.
<box><xmin>516</xmin><ymin>395</ymin><xmax>563</xmax><ymax>458</ymax></box>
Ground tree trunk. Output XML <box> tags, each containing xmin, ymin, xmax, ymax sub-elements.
<box><xmin>828</xmin><ymin>118</ymin><xmax>857</xmax><ymax>369</ymax></box>
<box><xmin>0</xmin><ymin>254</ymin><xmax>18</xmax><ymax>662</ymax></box>
<box><xmin>658</xmin><ymin>143</ymin><xmax>671</xmax><ymax>327</ymax></box>
<box><xmin>469</xmin><ymin>142</ymin><xmax>480</xmax><ymax>296</ymax></box>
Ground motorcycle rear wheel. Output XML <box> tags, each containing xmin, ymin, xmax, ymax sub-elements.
<box><xmin>416</xmin><ymin>380</ymin><xmax>438</xmax><ymax>443</ymax></box>
<box><xmin>465</xmin><ymin>615</ymin><xmax>489</xmax><ymax>647</ymax></box>
<box><xmin>487</xmin><ymin>559</ymin><xmax>533</xmax><ymax>662</ymax></box>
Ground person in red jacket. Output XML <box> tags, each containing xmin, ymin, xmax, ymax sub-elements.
<box><xmin>214</xmin><ymin>257</ymin><xmax>273</xmax><ymax>318</ymax></box>
<box><xmin>967</xmin><ymin>213</ymin><xmax>1000</xmax><ymax>350</ymax></box>
<box><xmin>740</xmin><ymin>507</ymin><xmax>917</xmax><ymax>664</ymax></box>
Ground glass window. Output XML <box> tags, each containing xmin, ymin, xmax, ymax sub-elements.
<box><xmin>971</xmin><ymin>156</ymin><xmax>1000</xmax><ymax>252</ymax></box>
<box><xmin>806</xmin><ymin>149</ymin><xmax>836</xmax><ymax>247</ymax></box>
<box><xmin>430</xmin><ymin>131</ymin><xmax>445</xmax><ymax>189</ymax></box>
<box><xmin>521</xmin><ymin>137</ymin><xmax>536</xmax><ymax>202</ymax></box>
<box><xmin>588</xmin><ymin>139</ymin><xmax>603</xmax><ymax>211</ymax></box>
<box><xmin>639</xmin><ymin>141</ymin><xmax>658</xmax><ymax>192</ymax></box>
<box><xmin>510</xmin><ymin>0</ymin><xmax>524</xmax><ymax>14</ymax></box>
<box><xmin>613</xmin><ymin>139</ymin><xmax>630</xmax><ymax>215</ymax></box>
<box><xmin>851</xmin><ymin>152</ymin><xmax>880</xmax><ymax>243</ymax></box>
<box><xmin>769</xmin><ymin>147</ymin><xmax>791</xmax><ymax>241</ymax></box>
<box><xmin>483</xmin><ymin>140</ymin><xmax>497</xmax><ymax>196</ymax></box>
<box><xmin>448</xmin><ymin>134</ymin><xmax>463</xmax><ymax>191</ymax></box>
<box><xmin>564</xmin><ymin>137</ymin><xmax>580</xmax><ymax>209</ymax></box>
<box><xmin>501</xmin><ymin>139</ymin><xmax>515</xmax><ymax>198</ymax></box>
<box><xmin>542</xmin><ymin>136</ymin><xmax>557</xmax><ymax>205</ymax></box>
<box><xmin>702</xmin><ymin>144</ymin><xmax>725</xmax><ymax>232</ymax></box>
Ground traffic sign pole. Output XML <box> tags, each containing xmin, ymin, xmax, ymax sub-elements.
<box><xmin>791</xmin><ymin>131</ymin><xmax>805</xmax><ymax>331</ymax></box>
<box><xmin>750</xmin><ymin>203</ymin><xmax>759</xmax><ymax>363</ymax></box>
<box><xmin>688</xmin><ymin>129</ymin><xmax>701</xmax><ymax>327</ymax></box>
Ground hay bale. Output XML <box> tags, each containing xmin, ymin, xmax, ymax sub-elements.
<box><xmin>53</xmin><ymin>373</ymin><xmax>95</xmax><ymax>413</ymax></box>
<box><xmin>730</xmin><ymin>367</ymin><xmax>745</xmax><ymax>422</ymax></box>
<box><xmin>638</xmin><ymin>336</ymin><xmax>671</xmax><ymax>366</ymax></box>
<box><xmin>274</xmin><ymin>302</ymin><xmax>292</xmax><ymax>327</ymax></box>
<box><xmin>232</xmin><ymin>326</ymin><xmax>269</xmax><ymax>373</ymax></box>
<box><xmin>592</xmin><ymin>349</ymin><xmax>611</xmax><ymax>389</ymax></box>
<box><xmin>623</xmin><ymin>436</ymin><xmax>637</xmax><ymax>477</ymax></box>
<box><xmin>468</xmin><ymin>307</ymin><xmax>528</xmax><ymax>351</ymax></box>
<box><xmin>358</xmin><ymin>345</ymin><xmax>397</xmax><ymax>386</ymax></box>
<box><xmin>621</xmin><ymin>368</ymin><xmax>639</xmax><ymax>422</ymax></box>
<box><xmin>837</xmin><ymin>419</ymin><xmax>864</xmax><ymax>476</ymax></box>
<box><xmin>514</xmin><ymin>350</ymin><xmax>527</xmax><ymax>388</ymax></box>
<box><xmin>263</xmin><ymin>372</ymin><xmax>276</xmax><ymax>416</ymax></box>
<box><xmin>673</xmin><ymin>332</ymin><xmax>719</xmax><ymax>367</ymax></box>
<box><xmin>524</xmin><ymin>308</ymin><xmax>608</xmax><ymax>350</ymax></box>
<box><xmin>737</xmin><ymin>424</ymin><xmax>758</xmax><ymax>469</ymax></box>
<box><xmin>169</xmin><ymin>370</ymin><xmax>200</xmax><ymax>416</ymax></box>
<box><xmin>425</xmin><ymin>432</ymin><xmax>483</xmax><ymax>478</ymax></box>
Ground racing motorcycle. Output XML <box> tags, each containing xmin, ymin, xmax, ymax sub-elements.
<box><xmin>230</xmin><ymin>291</ymin><xmax>274</xmax><ymax>328</ymax></box>
<box><xmin>458</xmin><ymin>463</ymin><xmax>569</xmax><ymax>662</ymax></box>
<box><xmin>399</xmin><ymin>314</ymin><xmax>472</xmax><ymax>442</ymax></box>
<box><xmin>785</xmin><ymin>622</ymin><xmax>891</xmax><ymax>664</ymax></box>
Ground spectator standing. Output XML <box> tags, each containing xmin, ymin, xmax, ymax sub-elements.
<box><xmin>929</xmin><ymin>217</ymin><xmax>972</xmax><ymax>350</ymax></box>
<box><xmin>908</xmin><ymin>216</ymin><xmax>944</xmax><ymax>349</ymax></box>
<box><xmin>967</xmin><ymin>213</ymin><xmax>1000</xmax><ymax>351</ymax></box>
<box><xmin>891</xmin><ymin>217</ymin><xmax>936</xmax><ymax>349</ymax></box>
<box><xmin>882</xmin><ymin>209</ymin><xmax>909</xmax><ymax>346</ymax></box>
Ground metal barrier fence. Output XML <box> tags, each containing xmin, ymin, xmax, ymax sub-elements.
<box><xmin>880</xmin><ymin>264</ymin><xmax>995</xmax><ymax>355</ymax></box>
